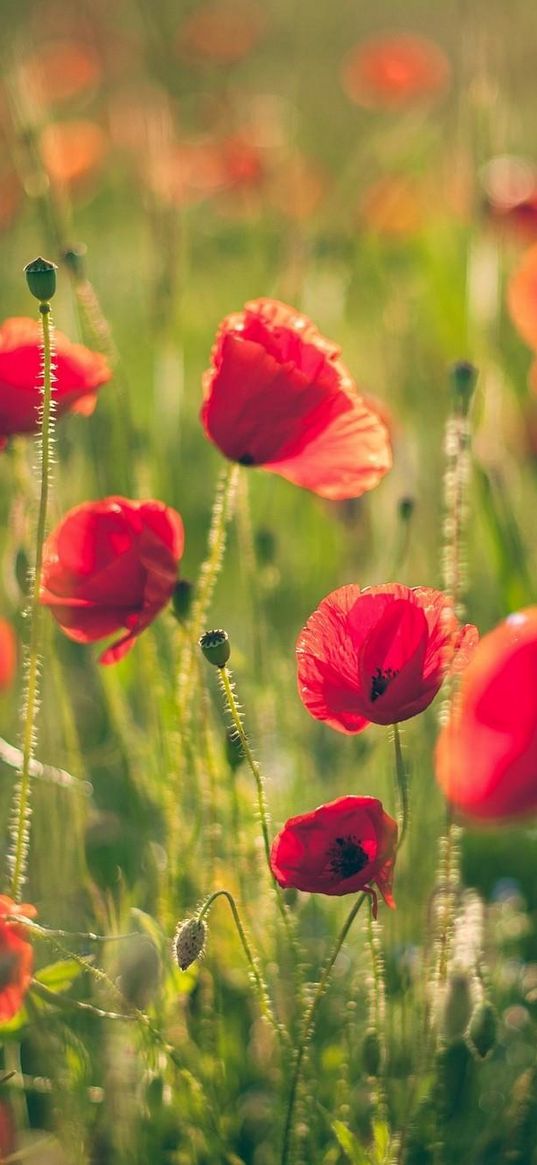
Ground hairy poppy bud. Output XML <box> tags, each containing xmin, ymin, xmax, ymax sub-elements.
<box><xmin>171</xmin><ymin>579</ymin><xmax>193</xmax><ymax>623</ymax></box>
<box><xmin>466</xmin><ymin>1000</ymin><xmax>497</xmax><ymax>1059</ymax></box>
<box><xmin>398</xmin><ymin>495</ymin><xmax>415</xmax><ymax>522</ymax></box>
<box><xmin>24</xmin><ymin>256</ymin><xmax>57</xmax><ymax>302</ymax></box>
<box><xmin>199</xmin><ymin>628</ymin><xmax>230</xmax><ymax>668</ymax></box>
<box><xmin>442</xmin><ymin>971</ymin><xmax>473</xmax><ymax>1041</ymax></box>
<box><xmin>449</xmin><ymin>360</ymin><xmax>478</xmax><ymax>415</ymax></box>
<box><xmin>63</xmin><ymin>244</ymin><xmax>88</xmax><ymax>280</ymax></box>
<box><xmin>362</xmin><ymin>1028</ymin><xmax>383</xmax><ymax>1076</ymax></box>
<box><xmin>173</xmin><ymin>918</ymin><xmax>206</xmax><ymax>971</ymax></box>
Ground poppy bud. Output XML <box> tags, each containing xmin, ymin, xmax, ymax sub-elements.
<box><xmin>199</xmin><ymin>628</ymin><xmax>230</xmax><ymax>668</ymax></box>
<box><xmin>62</xmin><ymin>244</ymin><xmax>87</xmax><ymax>280</ymax></box>
<box><xmin>171</xmin><ymin>579</ymin><xmax>193</xmax><ymax>623</ymax></box>
<box><xmin>398</xmin><ymin>495</ymin><xmax>415</xmax><ymax>522</ymax></box>
<box><xmin>449</xmin><ymin>360</ymin><xmax>478</xmax><ymax>415</ymax></box>
<box><xmin>466</xmin><ymin>1000</ymin><xmax>497</xmax><ymax>1059</ymax></box>
<box><xmin>225</xmin><ymin>728</ymin><xmax>244</xmax><ymax>770</ymax></box>
<box><xmin>24</xmin><ymin>256</ymin><xmax>57</xmax><ymax>302</ymax></box>
<box><xmin>442</xmin><ymin>971</ymin><xmax>473</xmax><ymax>1041</ymax></box>
<box><xmin>173</xmin><ymin>918</ymin><xmax>206</xmax><ymax>971</ymax></box>
<box><xmin>362</xmin><ymin>1028</ymin><xmax>383</xmax><ymax>1076</ymax></box>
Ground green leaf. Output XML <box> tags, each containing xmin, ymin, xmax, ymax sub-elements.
<box><xmin>332</xmin><ymin>1121</ymin><xmax>372</xmax><ymax>1165</ymax></box>
<box><xmin>372</xmin><ymin>1121</ymin><xmax>391</xmax><ymax>1163</ymax></box>
<box><xmin>34</xmin><ymin>959</ymin><xmax>85</xmax><ymax>993</ymax></box>
<box><xmin>0</xmin><ymin>1005</ymin><xmax>30</xmax><ymax>1037</ymax></box>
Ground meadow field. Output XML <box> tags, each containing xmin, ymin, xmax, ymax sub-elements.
<box><xmin>1</xmin><ymin>1</ymin><xmax>537</xmax><ymax>1162</ymax></box>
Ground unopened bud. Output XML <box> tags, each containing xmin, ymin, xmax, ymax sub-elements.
<box><xmin>398</xmin><ymin>495</ymin><xmax>415</xmax><ymax>522</ymax></box>
<box><xmin>449</xmin><ymin>360</ymin><xmax>478</xmax><ymax>415</ymax></box>
<box><xmin>254</xmin><ymin>526</ymin><xmax>277</xmax><ymax>565</ymax></box>
<box><xmin>442</xmin><ymin>972</ymin><xmax>473</xmax><ymax>1041</ymax></box>
<box><xmin>199</xmin><ymin>628</ymin><xmax>230</xmax><ymax>668</ymax></box>
<box><xmin>24</xmin><ymin>256</ymin><xmax>57</xmax><ymax>302</ymax></box>
<box><xmin>466</xmin><ymin>1000</ymin><xmax>497</xmax><ymax>1059</ymax></box>
<box><xmin>225</xmin><ymin>728</ymin><xmax>244</xmax><ymax>771</ymax></box>
<box><xmin>171</xmin><ymin>579</ymin><xmax>193</xmax><ymax>623</ymax></box>
<box><xmin>62</xmin><ymin>243</ymin><xmax>87</xmax><ymax>280</ymax></box>
<box><xmin>173</xmin><ymin>918</ymin><xmax>206</xmax><ymax>971</ymax></box>
<box><xmin>362</xmin><ymin>1028</ymin><xmax>382</xmax><ymax>1076</ymax></box>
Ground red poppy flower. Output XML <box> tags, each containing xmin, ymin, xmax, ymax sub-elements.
<box><xmin>0</xmin><ymin>620</ymin><xmax>16</xmax><ymax>691</ymax></box>
<box><xmin>40</xmin><ymin>497</ymin><xmax>184</xmax><ymax>664</ymax></box>
<box><xmin>40</xmin><ymin>120</ymin><xmax>108</xmax><ymax>189</ymax></box>
<box><xmin>507</xmin><ymin>244</ymin><xmax>537</xmax><ymax>351</ymax></box>
<box><xmin>201</xmin><ymin>298</ymin><xmax>392</xmax><ymax>500</ymax></box>
<box><xmin>436</xmin><ymin>609</ymin><xmax>537</xmax><ymax>821</ymax></box>
<box><xmin>177</xmin><ymin>0</ymin><xmax>265</xmax><ymax>65</ymax></box>
<box><xmin>297</xmin><ymin>583</ymin><xmax>478</xmax><ymax>734</ymax></box>
<box><xmin>0</xmin><ymin>317</ymin><xmax>111</xmax><ymax>446</ymax></box>
<box><xmin>0</xmin><ymin>896</ymin><xmax>36</xmax><ymax>1022</ymax></box>
<box><xmin>270</xmin><ymin>795</ymin><xmax>397</xmax><ymax>916</ymax></box>
<box><xmin>341</xmin><ymin>34</ymin><xmax>450</xmax><ymax>109</ymax></box>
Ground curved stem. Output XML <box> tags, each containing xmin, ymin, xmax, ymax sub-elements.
<box><xmin>198</xmin><ymin>889</ymin><xmax>285</xmax><ymax>1043</ymax></box>
<box><xmin>280</xmin><ymin>893</ymin><xmax>366</xmax><ymax>1165</ymax></box>
<box><xmin>8</xmin><ymin>303</ymin><xmax>55</xmax><ymax>900</ymax></box>
<box><xmin>393</xmin><ymin>724</ymin><xmax>409</xmax><ymax>850</ymax></box>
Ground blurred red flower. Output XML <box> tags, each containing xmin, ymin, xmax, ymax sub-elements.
<box><xmin>341</xmin><ymin>33</ymin><xmax>450</xmax><ymax>108</ymax></box>
<box><xmin>0</xmin><ymin>896</ymin><xmax>36</xmax><ymax>1021</ymax></box>
<box><xmin>507</xmin><ymin>244</ymin><xmax>537</xmax><ymax>351</ymax></box>
<box><xmin>297</xmin><ymin>583</ymin><xmax>478</xmax><ymax>734</ymax></box>
<box><xmin>0</xmin><ymin>620</ymin><xmax>16</xmax><ymax>691</ymax></box>
<box><xmin>22</xmin><ymin>40</ymin><xmax>102</xmax><ymax>107</ymax></box>
<box><xmin>40</xmin><ymin>498</ymin><xmax>184</xmax><ymax>664</ymax></box>
<box><xmin>436</xmin><ymin>609</ymin><xmax>537</xmax><ymax>821</ymax></box>
<box><xmin>40</xmin><ymin>120</ymin><xmax>108</xmax><ymax>189</ymax></box>
<box><xmin>270</xmin><ymin>795</ymin><xmax>397</xmax><ymax>916</ymax></box>
<box><xmin>177</xmin><ymin>0</ymin><xmax>265</xmax><ymax>65</ymax></box>
<box><xmin>201</xmin><ymin>298</ymin><xmax>392</xmax><ymax>500</ymax></box>
<box><xmin>0</xmin><ymin>317</ymin><xmax>111</xmax><ymax>446</ymax></box>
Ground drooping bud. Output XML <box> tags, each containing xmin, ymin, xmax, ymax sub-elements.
<box><xmin>199</xmin><ymin>628</ymin><xmax>230</xmax><ymax>668</ymax></box>
<box><xmin>24</xmin><ymin>256</ymin><xmax>57</xmax><ymax>302</ymax></box>
<box><xmin>173</xmin><ymin>918</ymin><xmax>206</xmax><ymax>971</ymax></box>
<box><xmin>466</xmin><ymin>1000</ymin><xmax>497</xmax><ymax>1059</ymax></box>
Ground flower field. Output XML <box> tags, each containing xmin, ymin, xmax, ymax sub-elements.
<box><xmin>1</xmin><ymin>1</ymin><xmax>537</xmax><ymax>1162</ymax></box>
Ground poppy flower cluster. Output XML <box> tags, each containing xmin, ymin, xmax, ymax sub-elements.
<box><xmin>436</xmin><ymin>608</ymin><xmax>537</xmax><ymax>821</ymax></box>
<box><xmin>270</xmin><ymin>796</ymin><xmax>397</xmax><ymax>917</ymax></box>
<box><xmin>201</xmin><ymin>297</ymin><xmax>392</xmax><ymax>500</ymax></box>
<box><xmin>0</xmin><ymin>317</ymin><xmax>111</xmax><ymax>447</ymax></box>
<box><xmin>40</xmin><ymin>497</ymin><xmax>184</xmax><ymax>664</ymax></box>
<box><xmin>297</xmin><ymin>583</ymin><xmax>478</xmax><ymax>734</ymax></box>
<box><xmin>0</xmin><ymin>897</ymin><xmax>35</xmax><ymax>1022</ymax></box>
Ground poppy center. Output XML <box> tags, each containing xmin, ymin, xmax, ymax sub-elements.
<box><xmin>370</xmin><ymin>666</ymin><xmax>398</xmax><ymax>702</ymax></box>
<box><xmin>238</xmin><ymin>453</ymin><xmax>255</xmax><ymax>466</ymax></box>
<box><xmin>328</xmin><ymin>835</ymin><xmax>368</xmax><ymax>880</ymax></box>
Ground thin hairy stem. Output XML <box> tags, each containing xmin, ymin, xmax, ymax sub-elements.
<box><xmin>393</xmin><ymin>724</ymin><xmax>409</xmax><ymax>850</ymax></box>
<box><xmin>280</xmin><ymin>894</ymin><xmax>366</xmax><ymax>1165</ymax></box>
<box><xmin>177</xmin><ymin>463</ymin><xmax>239</xmax><ymax>725</ymax></box>
<box><xmin>8</xmin><ymin>303</ymin><xmax>55</xmax><ymax>900</ymax></box>
<box><xmin>198</xmin><ymin>889</ymin><xmax>285</xmax><ymax>1044</ymax></box>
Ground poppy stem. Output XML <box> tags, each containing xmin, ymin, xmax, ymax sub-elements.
<box><xmin>177</xmin><ymin>462</ymin><xmax>239</xmax><ymax>725</ymax></box>
<box><xmin>216</xmin><ymin>665</ymin><xmax>298</xmax><ymax>942</ymax></box>
<box><xmin>280</xmin><ymin>893</ymin><xmax>366</xmax><ymax>1165</ymax></box>
<box><xmin>8</xmin><ymin>301</ymin><xmax>56</xmax><ymax>901</ymax></box>
<box><xmin>393</xmin><ymin>723</ymin><xmax>409</xmax><ymax>848</ymax></box>
<box><xmin>366</xmin><ymin>902</ymin><xmax>389</xmax><ymax>1124</ymax></box>
<box><xmin>197</xmin><ymin>889</ymin><xmax>286</xmax><ymax>1045</ymax></box>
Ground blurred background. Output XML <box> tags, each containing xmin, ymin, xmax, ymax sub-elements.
<box><xmin>1</xmin><ymin>1</ymin><xmax>537</xmax><ymax>1161</ymax></box>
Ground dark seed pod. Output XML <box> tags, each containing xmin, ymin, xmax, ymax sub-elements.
<box><xmin>199</xmin><ymin>628</ymin><xmax>230</xmax><ymax>668</ymax></box>
<box><xmin>173</xmin><ymin>918</ymin><xmax>206</xmax><ymax>971</ymax></box>
<box><xmin>24</xmin><ymin>256</ymin><xmax>57</xmax><ymax>302</ymax></box>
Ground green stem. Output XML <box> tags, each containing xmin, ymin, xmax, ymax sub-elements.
<box><xmin>366</xmin><ymin>903</ymin><xmax>388</xmax><ymax>1126</ymax></box>
<box><xmin>8</xmin><ymin>303</ymin><xmax>55</xmax><ymax>900</ymax></box>
<box><xmin>177</xmin><ymin>463</ymin><xmax>239</xmax><ymax>725</ymax></box>
<box><xmin>280</xmin><ymin>893</ymin><xmax>366</xmax><ymax>1165</ymax></box>
<box><xmin>216</xmin><ymin>664</ymin><xmax>301</xmax><ymax>970</ymax></box>
<box><xmin>393</xmin><ymin>724</ymin><xmax>409</xmax><ymax>850</ymax></box>
<box><xmin>198</xmin><ymin>889</ymin><xmax>285</xmax><ymax>1043</ymax></box>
